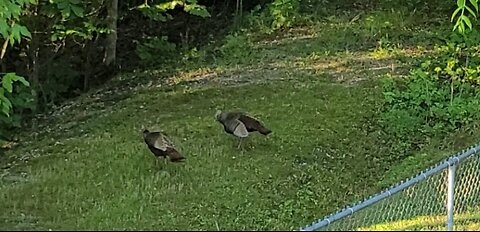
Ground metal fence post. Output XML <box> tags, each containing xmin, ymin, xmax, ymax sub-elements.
<box><xmin>447</xmin><ymin>161</ymin><xmax>457</xmax><ymax>231</ymax></box>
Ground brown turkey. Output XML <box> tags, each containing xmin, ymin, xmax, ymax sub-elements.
<box><xmin>142</xmin><ymin>129</ymin><xmax>185</xmax><ymax>163</ymax></box>
<box><xmin>215</xmin><ymin>110</ymin><xmax>272</xmax><ymax>149</ymax></box>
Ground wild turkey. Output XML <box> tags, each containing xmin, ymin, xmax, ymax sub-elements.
<box><xmin>214</xmin><ymin>110</ymin><xmax>272</xmax><ymax>149</ymax></box>
<box><xmin>142</xmin><ymin>129</ymin><xmax>185</xmax><ymax>163</ymax></box>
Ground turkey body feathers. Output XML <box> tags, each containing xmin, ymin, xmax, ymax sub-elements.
<box><xmin>222</xmin><ymin>117</ymin><xmax>249</xmax><ymax>138</ymax></box>
<box><xmin>143</xmin><ymin>129</ymin><xmax>185</xmax><ymax>162</ymax></box>
<box><xmin>215</xmin><ymin>110</ymin><xmax>272</xmax><ymax>137</ymax></box>
<box><xmin>238</xmin><ymin>114</ymin><xmax>272</xmax><ymax>135</ymax></box>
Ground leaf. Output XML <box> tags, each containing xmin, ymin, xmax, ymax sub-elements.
<box><xmin>3</xmin><ymin>97</ymin><xmax>12</xmax><ymax>110</ymax></box>
<box><xmin>12</xmin><ymin>75</ymin><xmax>30</xmax><ymax>87</ymax></box>
<box><xmin>61</xmin><ymin>7</ymin><xmax>71</xmax><ymax>18</ymax></box>
<box><xmin>458</xmin><ymin>0</ymin><xmax>466</xmax><ymax>8</ymax></box>
<box><xmin>0</xmin><ymin>93</ymin><xmax>12</xmax><ymax>117</ymax></box>
<box><xmin>16</xmin><ymin>0</ymin><xmax>26</xmax><ymax>6</ymax></box>
<box><xmin>2</xmin><ymin>73</ymin><xmax>14</xmax><ymax>93</ymax></box>
<box><xmin>461</xmin><ymin>15</ymin><xmax>473</xmax><ymax>30</ymax></box>
<box><xmin>155</xmin><ymin>0</ymin><xmax>182</xmax><ymax>11</ymax></box>
<box><xmin>10</xmin><ymin>25</ymin><xmax>22</xmax><ymax>44</ymax></box>
<box><xmin>453</xmin><ymin>19</ymin><xmax>461</xmax><ymax>32</ymax></box>
<box><xmin>1</xmin><ymin>106</ymin><xmax>10</xmax><ymax>117</ymax></box>
<box><xmin>50</xmin><ymin>33</ymin><xmax>58</xmax><ymax>41</ymax></box>
<box><xmin>56</xmin><ymin>0</ymin><xmax>68</xmax><ymax>9</ymax></box>
<box><xmin>470</xmin><ymin>0</ymin><xmax>479</xmax><ymax>11</ymax></box>
<box><xmin>7</xmin><ymin>2</ymin><xmax>22</xmax><ymax>20</ymax></box>
<box><xmin>184</xmin><ymin>4</ymin><xmax>211</xmax><ymax>18</ymax></box>
<box><xmin>17</xmin><ymin>25</ymin><xmax>31</xmax><ymax>38</ymax></box>
<box><xmin>465</xmin><ymin>5</ymin><xmax>477</xmax><ymax>17</ymax></box>
<box><xmin>460</xmin><ymin>21</ymin><xmax>466</xmax><ymax>33</ymax></box>
<box><xmin>65</xmin><ymin>29</ymin><xmax>78</xmax><ymax>35</ymax></box>
<box><xmin>0</xmin><ymin>20</ymin><xmax>9</xmax><ymax>39</ymax></box>
<box><xmin>451</xmin><ymin>7</ymin><xmax>462</xmax><ymax>22</ymax></box>
<box><xmin>70</xmin><ymin>4</ymin><xmax>84</xmax><ymax>17</ymax></box>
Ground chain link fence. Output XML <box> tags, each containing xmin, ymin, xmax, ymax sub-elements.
<box><xmin>299</xmin><ymin>144</ymin><xmax>480</xmax><ymax>231</ymax></box>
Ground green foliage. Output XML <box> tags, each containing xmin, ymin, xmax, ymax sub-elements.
<box><xmin>183</xmin><ymin>0</ymin><xmax>210</xmax><ymax>18</ymax></box>
<box><xmin>135</xmin><ymin>36</ymin><xmax>179</xmax><ymax>67</ymax></box>
<box><xmin>136</xmin><ymin>0</ymin><xmax>210</xmax><ymax>22</ymax></box>
<box><xmin>0</xmin><ymin>72</ymin><xmax>35</xmax><ymax>139</ymax></box>
<box><xmin>379</xmin><ymin>0</ymin><xmax>453</xmax><ymax>13</ymax></box>
<box><xmin>243</xmin><ymin>5</ymin><xmax>275</xmax><ymax>34</ymax></box>
<box><xmin>0</xmin><ymin>0</ymin><xmax>35</xmax><ymax>45</ymax></box>
<box><xmin>269</xmin><ymin>0</ymin><xmax>300</xmax><ymax>30</ymax></box>
<box><xmin>242</xmin><ymin>0</ymin><xmax>300</xmax><ymax>34</ymax></box>
<box><xmin>0</xmin><ymin>0</ymin><xmax>36</xmax><ymax>140</ymax></box>
<box><xmin>50</xmin><ymin>22</ymin><xmax>111</xmax><ymax>42</ymax></box>
<box><xmin>217</xmin><ymin>33</ymin><xmax>254</xmax><ymax>65</ymax></box>
<box><xmin>360</xmin><ymin>10</ymin><xmax>413</xmax><ymax>39</ymax></box>
<box><xmin>46</xmin><ymin>0</ymin><xmax>112</xmax><ymax>42</ymax></box>
<box><xmin>23</xmin><ymin>0</ymin><xmax>113</xmax><ymax>107</ymax></box>
<box><xmin>380</xmin><ymin>36</ymin><xmax>480</xmax><ymax>150</ymax></box>
<box><xmin>0</xmin><ymin>73</ymin><xmax>29</xmax><ymax>117</ymax></box>
<box><xmin>451</xmin><ymin>0</ymin><xmax>479</xmax><ymax>34</ymax></box>
<box><xmin>54</xmin><ymin>0</ymin><xmax>85</xmax><ymax>19</ymax></box>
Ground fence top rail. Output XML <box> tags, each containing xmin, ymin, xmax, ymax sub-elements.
<box><xmin>298</xmin><ymin>142</ymin><xmax>480</xmax><ymax>231</ymax></box>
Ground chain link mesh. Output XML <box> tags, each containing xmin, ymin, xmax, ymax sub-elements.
<box><xmin>452</xmin><ymin>154</ymin><xmax>480</xmax><ymax>230</ymax></box>
<box><xmin>302</xmin><ymin>151</ymin><xmax>480</xmax><ymax>231</ymax></box>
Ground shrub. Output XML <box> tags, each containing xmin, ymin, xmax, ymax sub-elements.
<box><xmin>217</xmin><ymin>33</ymin><xmax>254</xmax><ymax>65</ymax></box>
<box><xmin>0</xmin><ymin>73</ymin><xmax>36</xmax><ymax>141</ymax></box>
<box><xmin>380</xmin><ymin>31</ymin><xmax>480</xmax><ymax>150</ymax></box>
<box><xmin>136</xmin><ymin>36</ymin><xmax>180</xmax><ymax>67</ymax></box>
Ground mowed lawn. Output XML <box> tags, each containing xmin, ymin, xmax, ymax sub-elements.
<box><xmin>0</xmin><ymin>75</ymin><xmax>397</xmax><ymax>230</ymax></box>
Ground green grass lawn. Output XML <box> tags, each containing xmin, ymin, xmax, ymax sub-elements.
<box><xmin>2</xmin><ymin>8</ymin><xmax>480</xmax><ymax>231</ymax></box>
<box><xmin>1</xmin><ymin>76</ymin><xmax>391</xmax><ymax>230</ymax></box>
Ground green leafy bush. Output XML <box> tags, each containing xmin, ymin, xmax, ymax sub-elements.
<box><xmin>0</xmin><ymin>73</ymin><xmax>36</xmax><ymax>140</ymax></box>
<box><xmin>136</xmin><ymin>0</ymin><xmax>210</xmax><ymax>22</ymax></box>
<box><xmin>380</xmin><ymin>33</ymin><xmax>480</xmax><ymax>149</ymax></box>
<box><xmin>217</xmin><ymin>33</ymin><xmax>254</xmax><ymax>65</ymax></box>
<box><xmin>243</xmin><ymin>0</ymin><xmax>300</xmax><ymax>34</ymax></box>
<box><xmin>136</xmin><ymin>36</ymin><xmax>180</xmax><ymax>67</ymax></box>
<box><xmin>269</xmin><ymin>0</ymin><xmax>300</xmax><ymax>30</ymax></box>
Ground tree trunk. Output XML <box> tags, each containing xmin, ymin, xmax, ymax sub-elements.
<box><xmin>29</xmin><ymin>32</ymin><xmax>47</xmax><ymax>107</ymax></box>
<box><xmin>104</xmin><ymin>0</ymin><xmax>118</xmax><ymax>67</ymax></box>
<box><xmin>84</xmin><ymin>43</ymin><xmax>91</xmax><ymax>91</ymax></box>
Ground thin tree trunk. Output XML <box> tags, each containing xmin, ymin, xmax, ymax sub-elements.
<box><xmin>236</xmin><ymin>0</ymin><xmax>239</xmax><ymax>16</ymax></box>
<box><xmin>31</xmin><ymin>36</ymin><xmax>48</xmax><ymax>107</ymax></box>
<box><xmin>84</xmin><ymin>43</ymin><xmax>90</xmax><ymax>91</ymax></box>
<box><xmin>239</xmin><ymin>0</ymin><xmax>242</xmax><ymax>17</ymax></box>
<box><xmin>104</xmin><ymin>0</ymin><xmax>118</xmax><ymax>67</ymax></box>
